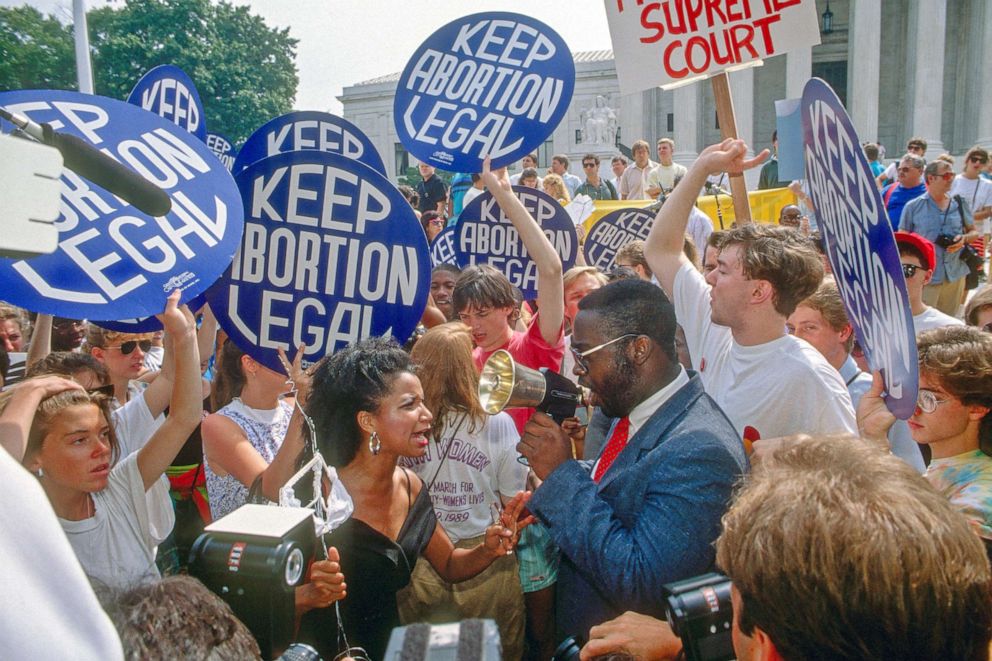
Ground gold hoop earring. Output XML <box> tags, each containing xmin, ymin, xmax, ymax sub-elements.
<box><xmin>369</xmin><ymin>431</ymin><xmax>381</xmax><ymax>456</ymax></box>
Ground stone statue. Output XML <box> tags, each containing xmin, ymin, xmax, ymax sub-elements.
<box><xmin>583</xmin><ymin>95</ymin><xmax>617</xmax><ymax>146</ymax></box>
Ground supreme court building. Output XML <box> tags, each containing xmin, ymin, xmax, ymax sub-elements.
<box><xmin>338</xmin><ymin>0</ymin><xmax>990</xmax><ymax>183</ymax></box>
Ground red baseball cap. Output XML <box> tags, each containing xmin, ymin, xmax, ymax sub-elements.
<box><xmin>894</xmin><ymin>231</ymin><xmax>935</xmax><ymax>271</ymax></box>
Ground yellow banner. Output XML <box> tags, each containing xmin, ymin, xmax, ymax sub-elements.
<box><xmin>583</xmin><ymin>188</ymin><xmax>796</xmax><ymax>234</ymax></box>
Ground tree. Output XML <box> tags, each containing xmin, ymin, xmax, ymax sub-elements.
<box><xmin>1</xmin><ymin>0</ymin><xmax>298</xmax><ymax>145</ymax></box>
<box><xmin>0</xmin><ymin>6</ymin><xmax>77</xmax><ymax>92</ymax></box>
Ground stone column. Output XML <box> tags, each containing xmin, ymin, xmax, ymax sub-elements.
<box><xmin>672</xmin><ymin>84</ymin><xmax>699</xmax><ymax>167</ymax></box>
<box><xmin>976</xmin><ymin>0</ymin><xmax>992</xmax><ymax>147</ymax></box>
<box><xmin>785</xmin><ymin>46</ymin><xmax>812</xmax><ymax>100</ymax></box>
<box><xmin>908</xmin><ymin>0</ymin><xmax>947</xmax><ymax>157</ymax></box>
<box><xmin>728</xmin><ymin>67</ymin><xmax>756</xmax><ymax>187</ymax></box>
<box><xmin>847</xmin><ymin>0</ymin><xmax>881</xmax><ymax>140</ymax></box>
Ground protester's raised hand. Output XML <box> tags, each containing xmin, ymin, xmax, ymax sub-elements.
<box><xmin>278</xmin><ymin>343</ymin><xmax>311</xmax><ymax>402</ymax></box>
<box><xmin>154</xmin><ymin>290</ymin><xmax>195</xmax><ymax>338</ymax></box>
<box><xmin>857</xmin><ymin>370</ymin><xmax>897</xmax><ymax>442</ymax></box>
<box><xmin>580</xmin><ymin>611</ymin><xmax>683</xmax><ymax>661</ymax></box>
<box><xmin>480</xmin><ymin>156</ymin><xmax>511</xmax><ymax>194</ymax></box>
<box><xmin>696</xmin><ymin>138</ymin><xmax>770</xmax><ymax>176</ymax></box>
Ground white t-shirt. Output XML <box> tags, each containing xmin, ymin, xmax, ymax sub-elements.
<box><xmin>60</xmin><ymin>452</ymin><xmax>161</xmax><ymax>590</ymax></box>
<box><xmin>0</xmin><ymin>448</ymin><xmax>123</xmax><ymax>660</ymax></box>
<box><xmin>686</xmin><ymin>207</ymin><xmax>714</xmax><ymax>256</ymax></box>
<box><xmin>143</xmin><ymin>345</ymin><xmax>164</xmax><ymax>371</ymax></box>
<box><xmin>913</xmin><ymin>306</ymin><xmax>964</xmax><ymax>333</ymax></box>
<box><xmin>110</xmin><ymin>392</ymin><xmax>174</xmax><ymax>545</ymax></box>
<box><xmin>399</xmin><ymin>411</ymin><xmax>526</xmax><ymax>542</ymax></box>
<box><xmin>646</xmin><ymin>162</ymin><xmax>688</xmax><ymax>195</ymax></box>
<box><xmin>951</xmin><ymin>175</ymin><xmax>992</xmax><ymax>235</ymax></box>
<box><xmin>672</xmin><ymin>262</ymin><xmax>857</xmax><ymax>440</ymax></box>
<box><xmin>462</xmin><ymin>186</ymin><xmax>484</xmax><ymax>207</ymax></box>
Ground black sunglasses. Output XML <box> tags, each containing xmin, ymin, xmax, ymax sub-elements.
<box><xmin>901</xmin><ymin>263</ymin><xmax>924</xmax><ymax>278</ymax></box>
<box><xmin>106</xmin><ymin>339</ymin><xmax>152</xmax><ymax>355</ymax></box>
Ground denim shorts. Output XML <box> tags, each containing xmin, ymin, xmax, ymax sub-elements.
<box><xmin>516</xmin><ymin>522</ymin><xmax>559</xmax><ymax>592</ymax></box>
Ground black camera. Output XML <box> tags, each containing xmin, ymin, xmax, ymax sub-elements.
<box><xmin>552</xmin><ymin>635</ymin><xmax>635</xmax><ymax>661</ymax></box>
<box><xmin>935</xmin><ymin>233</ymin><xmax>959</xmax><ymax>249</ymax></box>
<box><xmin>664</xmin><ymin>573</ymin><xmax>735</xmax><ymax>661</ymax></box>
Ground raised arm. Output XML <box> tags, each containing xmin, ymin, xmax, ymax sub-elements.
<box><xmin>481</xmin><ymin>157</ymin><xmax>564</xmax><ymax>346</ymax></box>
<box><xmin>25</xmin><ymin>313</ymin><xmax>52</xmax><ymax>369</ymax></box>
<box><xmin>136</xmin><ymin>292</ymin><xmax>202</xmax><ymax>490</ymax></box>
<box><xmin>645</xmin><ymin>139</ymin><xmax>768</xmax><ymax>294</ymax></box>
<box><xmin>0</xmin><ymin>376</ymin><xmax>82</xmax><ymax>460</ymax></box>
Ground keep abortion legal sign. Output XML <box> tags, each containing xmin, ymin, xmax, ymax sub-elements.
<box><xmin>234</xmin><ymin>111</ymin><xmax>386</xmax><ymax>176</ymax></box>
<box><xmin>207</xmin><ymin>133</ymin><xmax>238</xmax><ymax>172</ymax></box>
<box><xmin>0</xmin><ymin>90</ymin><xmax>243</xmax><ymax>320</ymax></box>
<box><xmin>801</xmin><ymin>78</ymin><xmax>918</xmax><ymax>420</ymax></box>
<box><xmin>584</xmin><ymin>208</ymin><xmax>655</xmax><ymax>271</ymax></box>
<box><xmin>605</xmin><ymin>0</ymin><xmax>820</xmax><ymax>94</ymax></box>
<box><xmin>394</xmin><ymin>12</ymin><xmax>575</xmax><ymax>172</ymax></box>
<box><xmin>455</xmin><ymin>187</ymin><xmax>576</xmax><ymax>300</ymax></box>
<box><xmin>207</xmin><ymin>150</ymin><xmax>430</xmax><ymax>372</ymax></box>
<box><xmin>127</xmin><ymin>65</ymin><xmax>207</xmax><ymax>141</ymax></box>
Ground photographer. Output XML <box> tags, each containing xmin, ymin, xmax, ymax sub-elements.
<box><xmin>900</xmin><ymin>159</ymin><xmax>978</xmax><ymax>316</ymax></box>
<box><xmin>580</xmin><ymin>435</ymin><xmax>992</xmax><ymax>660</ymax></box>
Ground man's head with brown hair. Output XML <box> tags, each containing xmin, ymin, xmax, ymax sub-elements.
<box><xmin>631</xmin><ymin>140</ymin><xmax>650</xmax><ymax>167</ymax></box>
<box><xmin>717</xmin><ymin>434</ymin><xmax>992</xmax><ymax>661</ymax></box>
<box><xmin>710</xmin><ymin>224</ymin><xmax>824</xmax><ymax>322</ymax></box>
<box><xmin>614</xmin><ymin>240</ymin><xmax>653</xmax><ymax>281</ymax></box>
<box><xmin>906</xmin><ymin>136</ymin><xmax>928</xmax><ymax>154</ymax></box>
<box><xmin>787</xmin><ymin>279</ymin><xmax>854</xmax><ymax>368</ymax></box>
<box><xmin>452</xmin><ymin>264</ymin><xmax>518</xmax><ymax>351</ymax></box>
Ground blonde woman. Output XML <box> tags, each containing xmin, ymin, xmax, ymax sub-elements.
<box><xmin>543</xmin><ymin>173</ymin><xmax>571</xmax><ymax>206</ymax></box>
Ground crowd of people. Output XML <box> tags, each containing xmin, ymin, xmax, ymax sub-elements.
<box><xmin>2</xmin><ymin>135</ymin><xmax>992</xmax><ymax>661</ymax></box>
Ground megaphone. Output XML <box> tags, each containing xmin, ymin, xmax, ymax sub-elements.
<box><xmin>479</xmin><ymin>350</ymin><xmax>580</xmax><ymax>424</ymax></box>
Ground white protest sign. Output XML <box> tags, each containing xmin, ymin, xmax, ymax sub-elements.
<box><xmin>604</xmin><ymin>0</ymin><xmax>820</xmax><ymax>94</ymax></box>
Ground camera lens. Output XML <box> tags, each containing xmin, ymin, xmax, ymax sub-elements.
<box><xmin>551</xmin><ymin>635</ymin><xmax>583</xmax><ymax>661</ymax></box>
<box><xmin>285</xmin><ymin>547</ymin><xmax>304</xmax><ymax>586</ymax></box>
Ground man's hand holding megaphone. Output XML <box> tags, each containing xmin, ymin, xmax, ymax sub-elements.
<box><xmin>519</xmin><ymin>412</ymin><xmax>575</xmax><ymax>480</ymax></box>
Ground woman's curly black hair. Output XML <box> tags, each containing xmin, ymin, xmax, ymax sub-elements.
<box><xmin>303</xmin><ymin>336</ymin><xmax>415</xmax><ymax>467</ymax></box>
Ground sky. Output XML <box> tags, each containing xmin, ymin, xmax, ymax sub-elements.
<box><xmin>2</xmin><ymin>0</ymin><xmax>615</xmax><ymax>114</ymax></box>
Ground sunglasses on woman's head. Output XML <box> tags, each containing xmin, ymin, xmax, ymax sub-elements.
<box><xmin>106</xmin><ymin>339</ymin><xmax>152</xmax><ymax>355</ymax></box>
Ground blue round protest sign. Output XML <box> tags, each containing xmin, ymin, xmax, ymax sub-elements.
<box><xmin>206</xmin><ymin>133</ymin><xmax>238</xmax><ymax>172</ymax></box>
<box><xmin>93</xmin><ymin>293</ymin><xmax>208</xmax><ymax>333</ymax></box>
<box><xmin>801</xmin><ymin>78</ymin><xmax>918</xmax><ymax>419</ymax></box>
<box><xmin>455</xmin><ymin>186</ymin><xmax>576</xmax><ymax>300</ymax></box>
<box><xmin>430</xmin><ymin>225</ymin><xmax>459</xmax><ymax>267</ymax></box>
<box><xmin>0</xmin><ymin>90</ymin><xmax>244</xmax><ymax>320</ymax></box>
<box><xmin>233</xmin><ymin>111</ymin><xmax>386</xmax><ymax>177</ymax></box>
<box><xmin>394</xmin><ymin>12</ymin><xmax>575</xmax><ymax>172</ymax></box>
<box><xmin>127</xmin><ymin>65</ymin><xmax>207</xmax><ymax>141</ymax></box>
<box><xmin>206</xmin><ymin>150</ymin><xmax>431</xmax><ymax>372</ymax></box>
<box><xmin>583</xmin><ymin>208</ymin><xmax>655</xmax><ymax>271</ymax></box>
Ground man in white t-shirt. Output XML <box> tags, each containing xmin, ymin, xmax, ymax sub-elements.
<box><xmin>894</xmin><ymin>231</ymin><xmax>965</xmax><ymax>332</ymax></box>
<box><xmin>644</xmin><ymin>139</ymin><xmax>856</xmax><ymax>442</ymax></box>
<box><xmin>646</xmin><ymin>138</ymin><xmax>688</xmax><ymax>199</ymax></box>
<box><xmin>951</xmin><ymin>147</ymin><xmax>992</xmax><ymax>240</ymax></box>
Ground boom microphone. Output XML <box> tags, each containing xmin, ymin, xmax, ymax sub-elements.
<box><xmin>0</xmin><ymin>107</ymin><xmax>172</xmax><ymax>217</ymax></box>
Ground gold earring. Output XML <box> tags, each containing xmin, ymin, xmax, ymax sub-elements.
<box><xmin>369</xmin><ymin>431</ymin><xmax>381</xmax><ymax>456</ymax></box>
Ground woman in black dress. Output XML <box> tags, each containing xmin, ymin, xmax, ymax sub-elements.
<box><xmin>297</xmin><ymin>336</ymin><xmax>531</xmax><ymax>660</ymax></box>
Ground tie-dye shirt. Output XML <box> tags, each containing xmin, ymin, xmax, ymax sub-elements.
<box><xmin>925</xmin><ymin>450</ymin><xmax>992</xmax><ymax>540</ymax></box>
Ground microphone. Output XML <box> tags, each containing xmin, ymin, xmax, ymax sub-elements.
<box><xmin>1</xmin><ymin>107</ymin><xmax>173</xmax><ymax>217</ymax></box>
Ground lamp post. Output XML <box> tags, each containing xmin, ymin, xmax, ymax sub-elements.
<box><xmin>73</xmin><ymin>0</ymin><xmax>94</xmax><ymax>93</ymax></box>
<box><xmin>821</xmin><ymin>1</ymin><xmax>834</xmax><ymax>35</ymax></box>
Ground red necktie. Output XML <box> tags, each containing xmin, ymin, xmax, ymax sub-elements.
<box><xmin>593</xmin><ymin>417</ymin><xmax>630</xmax><ymax>483</ymax></box>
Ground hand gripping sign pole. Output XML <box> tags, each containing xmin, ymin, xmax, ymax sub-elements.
<box><xmin>711</xmin><ymin>72</ymin><xmax>752</xmax><ymax>224</ymax></box>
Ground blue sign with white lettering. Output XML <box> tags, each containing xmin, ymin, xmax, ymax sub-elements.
<box><xmin>455</xmin><ymin>186</ymin><xmax>576</xmax><ymax>300</ymax></box>
<box><xmin>127</xmin><ymin>65</ymin><xmax>207</xmax><ymax>141</ymax></box>
<box><xmin>206</xmin><ymin>133</ymin><xmax>238</xmax><ymax>172</ymax></box>
<box><xmin>94</xmin><ymin>293</ymin><xmax>208</xmax><ymax>333</ymax></box>
<box><xmin>583</xmin><ymin>208</ymin><xmax>655</xmax><ymax>271</ymax></box>
<box><xmin>801</xmin><ymin>78</ymin><xmax>918</xmax><ymax>419</ymax></box>
<box><xmin>430</xmin><ymin>225</ymin><xmax>459</xmax><ymax>267</ymax></box>
<box><xmin>0</xmin><ymin>90</ymin><xmax>244</xmax><ymax>320</ymax></box>
<box><xmin>394</xmin><ymin>12</ymin><xmax>574</xmax><ymax>172</ymax></box>
<box><xmin>206</xmin><ymin>150</ymin><xmax>430</xmax><ymax>372</ymax></box>
<box><xmin>233</xmin><ymin>111</ymin><xmax>386</xmax><ymax>176</ymax></box>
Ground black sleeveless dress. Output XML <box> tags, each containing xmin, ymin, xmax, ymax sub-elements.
<box><xmin>298</xmin><ymin>469</ymin><xmax>437</xmax><ymax>660</ymax></box>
